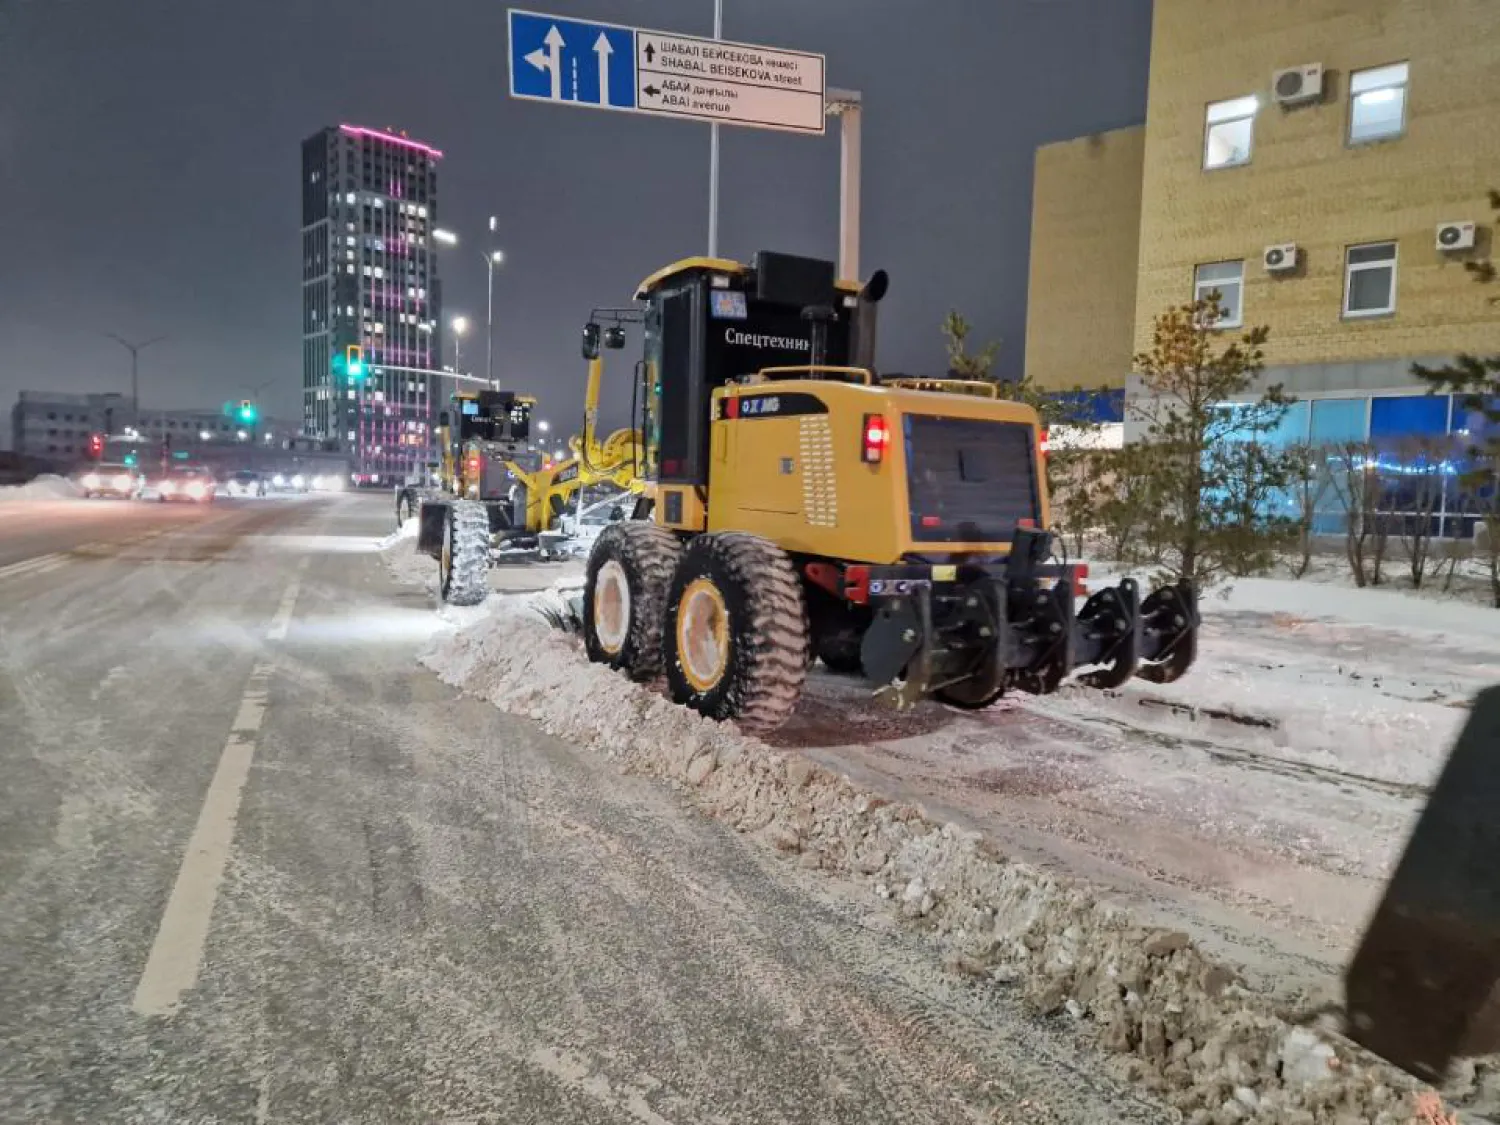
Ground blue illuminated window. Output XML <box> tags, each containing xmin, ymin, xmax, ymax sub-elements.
<box><xmin>1310</xmin><ymin>398</ymin><xmax>1368</xmax><ymax>444</ymax></box>
<box><xmin>1370</xmin><ymin>395</ymin><xmax>1448</xmax><ymax>440</ymax></box>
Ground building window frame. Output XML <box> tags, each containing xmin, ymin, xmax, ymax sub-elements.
<box><xmin>1202</xmin><ymin>95</ymin><xmax>1258</xmax><ymax>171</ymax></box>
<box><xmin>1193</xmin><ymin>260</ymin><xmax>1246</xmax><ymax>328</ymax></box>
<box><xmin>1342</xmin><ymin>241</ymin><xmax>1399</xmax><ymax>319</ymax></box>
<box><xmin>1348</xmin><ymin>62</ymin><xmax>1409</xmax><ymax>146</ymax></box>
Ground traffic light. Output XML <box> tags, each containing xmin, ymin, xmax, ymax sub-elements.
<box><xmin>346</xmin><ymin>345</ymin><xmax>365</xmax><ymax>380</ymax></box>
<box><xmin>88</xmin><ymin>433</ymin><xmax>104</xmax><ymax>459</ymax></box>
<box><xmin>237</xmin><ymin>400</ymin><xmax>257</xmax><ymax>424</ymax></box>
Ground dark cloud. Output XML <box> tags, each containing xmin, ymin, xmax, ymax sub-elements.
<box><xmin>0</xmin><ymin>0</ymin><xmax>1150</xmax><ymax>440</ymax></box>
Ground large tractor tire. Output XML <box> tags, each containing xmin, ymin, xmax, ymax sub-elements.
<box><xmin>583</xmin><ymin>522</ymin><xmax>681</xmax><ymax>679</ymax></box>
<box><xmin>439</xmin><ymin>500</ymin><xmax>491</xmax><ymax>606</ymax></box>
<box><xmin>663</xmin><ymin>533</ymin><xmax>809</xmax><ymax>733</ymax></box>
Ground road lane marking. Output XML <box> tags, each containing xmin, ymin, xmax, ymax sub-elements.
<box><xmin>0</xmin><ymin>553</ymin><xmax>67</xmax><ymax>581</ymax></box>
<box><xmin>265</xmin><ymin>557</ymin><xmax>310</xmax><ymax>641</ymax></box>
<box><xmin>133</xmin><ymin>661</ymin><xmax>274</xmax><ymax>1017</ymax></box>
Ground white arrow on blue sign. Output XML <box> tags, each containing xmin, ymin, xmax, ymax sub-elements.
<box><xmin>508</xmin><ymin>10</ymin><xmax>638</xmax><ymax>112</ymax></box>
<box><xmin>507</xmin><ymin>8</ymin><xmax>826</xmax><ymax>135</ymax></box>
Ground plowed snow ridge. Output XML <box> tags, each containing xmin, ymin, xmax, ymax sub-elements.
<box><xmin>417</xmin><ymin>586</ymin><xmax>1487</xmax><ymax>1125</ymax></box>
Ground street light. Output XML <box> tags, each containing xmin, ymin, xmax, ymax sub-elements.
<box><xmin>430</xmin><ymin>224</ymin><xmax>506</xmax><ymax>386</ymax></box>
<box><xmin>101</xmin><ymin>332</ymin><xmax>167</xmax><ymax>416</ymax></box>
<box><xmin>537</xmin><ymin>419</ymin><xmax>551</xmax><ymax>434</ymax></box>
<box><xmin>451</xmin><ymin>315</ymin><xmax>469</xmax><ymax>370</ymax></box>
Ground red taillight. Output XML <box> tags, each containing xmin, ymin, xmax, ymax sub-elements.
<box><xmin>862</xmin><ymin>414</ymin><xmax>889</xmax><ymax>463</ymax></box>
<box><xmin>465</xmin><ymin>454</ymin><xmax>482</xmax><ymax>478</ymax></box>
<box><xmin>844</xmin><ymin>565</ymin><xmax>871</xmax><ymax>605</ymax></box>
<box><xmin>1039</xmin><ymin>429</ymin><xmax>1050</xmax><ymax>457</ymax></box>
<box><xmin>920</xmin><ymin>515</ymin><xmax>941</xmax><ymax>528</ymax></box>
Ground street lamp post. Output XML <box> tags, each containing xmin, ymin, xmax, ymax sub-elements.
<box><xmin>101</xmin><ymin>333</ymin><xmax>167</xmax><ymax>418</ymax></box>
<box><xmin>434</xmin><ymin>226</ymin><xmax>505</xmax><ymax>390</ymax></box>
<box><xmin>451</xmin><ymin>316</ymin><xmax>469</xmax><ymax>370</ymax></box>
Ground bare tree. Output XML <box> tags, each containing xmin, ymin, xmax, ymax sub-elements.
<box><xmin>1327</xmin><ymin>442</ymin><xmax>1385</xmax><ymax>587</ymax></box>
<box><xmin>1286</xmin><ymin>442</ymin><xmax>1334</xmax><ymax>578</ymax></box>
<box><xmin>1385</xmin><ymin>436</ymin><xmax>1449</xmax><ymax>589</ymax></box>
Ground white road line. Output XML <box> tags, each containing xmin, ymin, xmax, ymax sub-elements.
<box><xmin>265</xmin><ymin>557</ymin><xmax>310</xmax><ymax>641</ymax></box>
<box><xmin>133</xmin><ymin>661</ymin><xmax>274</xmax><ymax>1018</ymax></box>
<box><xmin>0</xmin><ymin>552</ymin><xmax>67</xmax><ymax>581</ymax></box>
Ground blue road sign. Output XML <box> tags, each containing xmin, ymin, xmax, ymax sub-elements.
<box><xmin>508</xmin><ymin>10</ymin><xmax>637</xmax><ymax>112</ymax></box>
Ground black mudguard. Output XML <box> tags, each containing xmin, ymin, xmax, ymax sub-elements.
<box><xmin>416</xmin><ymin>500</ymin><xmax>448</xmax><ymax>559</ymax></box>
<box><xmin>1345</xmin><ymin>687</ymin><xmax>1500</xmax><ymax>1082</ymax></box>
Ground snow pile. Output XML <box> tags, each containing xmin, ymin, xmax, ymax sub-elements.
<box><xmin>420</xmin><ymin>596</ymin><xmax>1464</xmax><ymax>1124</ymax></box>
<box><xmin>382</xmin><ymin>535</ymin><xmax>438</xmax><ymax>592</ymax></box>
<box><xmin>374</xmin><ymin>518</ymin><xmax>419</xmax><ymax>551</ymax></box>
<box><xmin>0</xmin><ymin>474</ymin><xmax>82</xmax><ymax>503</ymax></box>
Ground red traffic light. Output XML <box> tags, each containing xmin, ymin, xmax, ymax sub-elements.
<box><xmin>88</xmin><ymin>433</ymin><xmax>104</xmax><ymax>459</ymax></box>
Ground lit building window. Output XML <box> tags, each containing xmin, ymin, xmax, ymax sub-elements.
<box><xmin>1349</xmin><ymin>62</ymin><xmax>1408</xmax><ymax>144</ymax></box>
<box><xmin>1203</xmin><ymin>95</ymin><xmax>1257</xmax><ymax>169</ymax></box>
<box><xmin>1343</xmin><ymin>242</ymin><xmax>1398</xmax><ymax>318</ymax></box>
<box><xmin>1192</xmin><ymin>261</ymin><xmax>1244</xmax><ymax>327</ymax></box>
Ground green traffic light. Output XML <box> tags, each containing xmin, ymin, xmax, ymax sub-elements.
<box><xmin>349</xmin><ymin>359</ymin><xmax>365</xmax><ymax>378</ymax></box>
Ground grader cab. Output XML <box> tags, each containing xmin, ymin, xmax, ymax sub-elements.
<box><xmin>580</xmin><ymin>251</ymin><xmax>1198</xmax><ymax>731</ymax></box>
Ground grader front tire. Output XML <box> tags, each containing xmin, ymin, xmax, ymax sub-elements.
<box><xmin>583</xmin><ymin>522</ymin><xmax>682</xmax><ymax>680</ymax></box>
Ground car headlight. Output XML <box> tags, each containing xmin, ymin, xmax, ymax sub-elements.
<box><xmin>113</xmin><ymin>474</ymin><xmax>132</xmax><ymax>490</ymax></box>
<box><xmin>82</xmin><ymin>473</ymin><xmax>101</xmax><ymax>489</ymax></box>
<box><xmin>186</xmin><ymin>481</ymin><xmax>206</xmax><ymax>498</ymax></box>
<box><xmin>161</xmin><ymin>479</ymin><xmax>176</xmax><ymax>493</ymax></box>
<box><xmin>272</xmin><ymin>474</ymin><xmax>286</xmax><ymax>487</ymax></box>
<box><xmin>291</xmin><ymin>474</ymin><xmax>306</xmax><ymax>489</ymax></box>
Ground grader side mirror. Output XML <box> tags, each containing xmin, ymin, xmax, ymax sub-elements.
<box><xmin>437</xmin><ymin>411</ymin><xmax>450</xmax><ymax>427</ymax></box>
<box><xmin>862</xmin><ymin>268</ymin><xmax>889</xmax><ymax>304</ymax></box>
<box><xmin>603</xmin><ymin>325</ymin><xmax>627</xmax><ymax>350</ymax></box>
<box><xmin>581</xmin><ymin>322</ymin><xmax>601</xmax><ymax>360</ymax></box>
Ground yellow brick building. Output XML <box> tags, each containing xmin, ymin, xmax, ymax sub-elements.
<box><xmin>1024</xmin><ymin>126</ymin><xmax>1145</xmax><ymax>392</ymax></box>
<box><xmin>1028</xmin><ymin>0</ymin><xmax>1500</xmax><ymax>429</ymax></box>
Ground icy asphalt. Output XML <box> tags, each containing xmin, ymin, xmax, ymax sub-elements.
<box><xmin>0</xmin><ymin>493</ymin><xmax>1170</xmax><ymax>1124</ymax></box>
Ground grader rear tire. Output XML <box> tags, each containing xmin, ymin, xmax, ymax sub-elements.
<box><xmin>583</xmin><ymin>522</ymin><xmax>682</xmax><ymax>679</ymax></box>
<box><xmin>439</xmin><ymin>500</ymin><xmax>491</xmax><ymax>606</ymax></box>
<box><xmin>663</xmin><ymin>533</ymin><xmax>809</xmax><ymax>733</ymax></box>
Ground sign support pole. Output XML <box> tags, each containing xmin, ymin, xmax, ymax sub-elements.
<box><xmin>707</xmin><ymin>0</ymin><xmax>723</xmax><ymax>257</ymax></box>
<box><xmin>826</xmin><ymin>88</ymin><xmax>863</xmax><ymax>281</ymax></box>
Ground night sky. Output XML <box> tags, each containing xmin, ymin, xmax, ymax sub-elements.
<box><xmin>0</xmin><ymin>0</ymin><xmax>1151</xmax><ymax>442</ymax></box>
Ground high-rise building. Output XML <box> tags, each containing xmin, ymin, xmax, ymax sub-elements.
<box><xmin>301</xmin><ymin>124</ymin><xmax>444</xmax><ymax>484</ymax></box>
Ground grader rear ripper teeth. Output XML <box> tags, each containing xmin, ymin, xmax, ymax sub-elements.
<box><xmin>575</xmin><ymin>249</ymin><xmax>1201</xmax><ymax>732</ymax></box>
<box><xmin>855</xmin><ymin>526</ymin><xmax>1199</xmax><ymax>711</ymax></box>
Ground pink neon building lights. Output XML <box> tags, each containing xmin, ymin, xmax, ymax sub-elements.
<box><xmin>339</xmin><ymin>124</ymin><xmax>444</xmax><ymax>160</ymax></box>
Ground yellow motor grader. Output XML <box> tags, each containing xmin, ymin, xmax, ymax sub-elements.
<box><xmin>575</xmin><ymin>250</ymin><xmax>1199</xmax><ymax>730</ymax></box>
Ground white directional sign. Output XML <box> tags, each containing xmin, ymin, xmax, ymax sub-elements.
<box><xmin>634</xmin><ymin>30</ymin><xmax>825</xmax><ymax>135</ymax></box>
<box><xmin>508</xmin><ymin>9</ymin><xmax>826</xmax><ymax>136</ymax></box>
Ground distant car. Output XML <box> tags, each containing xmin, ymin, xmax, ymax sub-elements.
<box><xmin>226</xmin><ymin>470</ymin><xmax>267</xmax><ymax>498</ymax></box>
<box><xmin>157</xmin><ymin>467</ymin><xmax>215</xmax><ymax>504</ymax></box>
<box><xmin>78</xmin><ymin>463</ymin><xmax>145</xmax><ymax>500</ymax></box>
<box><xmin>268</xmin><ymin>472</ymin><xmax>310</xmax><ymax>494</ymax></box>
